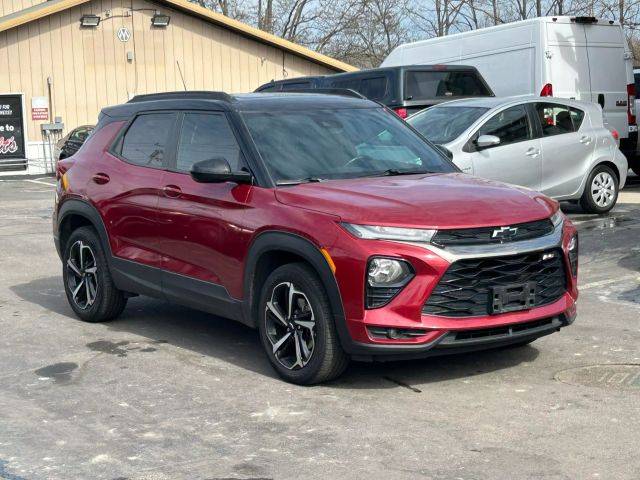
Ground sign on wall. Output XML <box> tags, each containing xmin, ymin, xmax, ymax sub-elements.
<box><xmin>31</xmin><ymin>96</ymin><xmax>49</xmax><ymax>121</ymax></box>
<box><xmin>0</xmin><ymin>95</ymin><xmax>27</xmax><ymax>168</ymax></box>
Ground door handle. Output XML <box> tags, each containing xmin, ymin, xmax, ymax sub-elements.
<box><xmin>163</xmin><ymin>185</ymin><xmax>182</xmax><ymax>198</ymax></box>
<box><xmin>92</xmin><ymin>173</ymin><xmax>110</xmax><ymax>185</ymax></box>
<box><xmin>525</xmin><ymin>148</ymin><xmax>540</xmax><ymax>157</ymax></box>
<box><xmin>580</xmin><ymin>135</ymin><xmax>592</xmax><ymax>144</ymax></box>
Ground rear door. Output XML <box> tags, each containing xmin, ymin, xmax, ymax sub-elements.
<box><xmin>469</xmin><ymin>104</ymin><xmax>542</xmax><ymax>190</ymax></box>
<box><xmin>532</xmin><ymin>102</ymin><xmax>595</xmax><ymax>198</ymax></box>
<box><xmin>584</xmin><ymin>23</ymin><xmax>628</xmax><ymax>140</ymax></box>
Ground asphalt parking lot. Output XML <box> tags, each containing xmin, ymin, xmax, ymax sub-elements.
<box><xmin>0</xmin><ymin>176</ymin><xmax>639</xmax><ymax>480</ymax></box>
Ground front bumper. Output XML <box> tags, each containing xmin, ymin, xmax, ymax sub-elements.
<box><xmin>331</xmin><ymin>216</ymin><xmax>578</xmax><ymax>360</ymax></box>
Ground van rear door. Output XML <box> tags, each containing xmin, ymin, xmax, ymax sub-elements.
<box><xmin>545</xmin><ymin>21</ymin><xmax>592</xmax><ymax>101</ymax></box>
<box><xmin>583</xmin><ymin>22</ymin><xmax>629</xmax><ymax>140</ymax></box>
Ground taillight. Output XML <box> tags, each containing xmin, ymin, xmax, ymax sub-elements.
<box><xmin>627</xmin><ymin>83</ymin><xmax>636</xmax><ymax>125</ymax></box>
<box><xmin>394</xmin><ymin>107</ymin><xmax>408</xmax><ymax>119</ymax></box>
<box><xmin>540</xmin><ymin>83</ymin><xmax>553</xmax><ymax>96</ymax></box>
<box><xmin>611</xmin><ymin>128</ymin><xmax>620</xmax><ymax>141</ymax></box>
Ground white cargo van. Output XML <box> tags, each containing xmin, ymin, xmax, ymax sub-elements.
<box><xmin>382</xmin><ymin>16</ymin><xmax>638</xmax><ymax>170</ymax></box>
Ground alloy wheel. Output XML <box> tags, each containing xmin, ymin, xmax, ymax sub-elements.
<box><xmin>264</xmin><ymin>282</ymin><xmax>316</xmax><ymax>370</ymax></box>
<box><xmin>591</xmin><ymin>171</ymin><xmax>616</xmax><ymax>208</ymax></box>
<box><xmin>66</xmin><ymin>240</ymin><xmax>99</xmax><ymax>310</ymax></box>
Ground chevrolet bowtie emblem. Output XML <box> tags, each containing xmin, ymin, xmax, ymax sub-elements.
<box><xmin>491</xmin><ymin>226</ymin><xmax>518</xmax><ymax>240</ymax></box>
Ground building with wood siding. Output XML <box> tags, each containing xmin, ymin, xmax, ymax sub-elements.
<box><xmin>0</xmin><ymin>0</ymin><xmax>356</xmax><ymax>174</ymax></box>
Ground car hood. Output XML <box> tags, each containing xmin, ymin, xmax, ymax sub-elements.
<box><xmin>275</xmin><ymin>173</ymin><xmax>557</xmax><ymax>229</ymax></box>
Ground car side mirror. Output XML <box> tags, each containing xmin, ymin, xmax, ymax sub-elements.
<box><xmin>475</xmin><ymin>134</ymin><xmax>501</xmax><ymax>149</ymax></box>
<box><xmin>190</xmin><ymin>157</ymin><xmax>252</xmax><ymax>184</ymax></box>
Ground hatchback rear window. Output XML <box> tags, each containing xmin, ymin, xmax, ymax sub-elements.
<box><xmin>405</xmin><ymin>71</ymin><xmax>491</xmax><ymax>100</ymax></box>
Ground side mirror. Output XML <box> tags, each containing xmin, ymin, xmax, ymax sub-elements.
<box><xmin>190</xmin><ymin>157</ymin><xmax>252</xmax><ymax>184</ymax></box>
<box><xmin>475</xmin><ymin>134</ymin><xmax>501</xmax><ymax>149</ymax></box>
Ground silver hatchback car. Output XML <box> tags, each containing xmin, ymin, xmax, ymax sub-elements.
<box><xmin>408</xmin><ymin>96</ymin><xmax>628</xmax><ymax>213</ymax></box>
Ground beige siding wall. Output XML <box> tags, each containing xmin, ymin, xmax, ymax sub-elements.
<box><xmin>0</xmin><ymin>0</ymin><xmax>46</xmax><ymax>17</ymax></box>
<box><xmin>0</xmin><ymin>0</ymin><xmax>337</xmax><ymax>142</ymax></box>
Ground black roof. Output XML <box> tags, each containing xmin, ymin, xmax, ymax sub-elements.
<box><xmin>101</xmin><ymin>91</ymin><xmax>377</xmax><ymax>119</ymax></box>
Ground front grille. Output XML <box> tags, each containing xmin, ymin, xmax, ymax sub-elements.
<box><xmin>432</xmin><ymin>218</ymin><xmax>554</xmax><ymax>247</ymax></box>
<box><xmin>423</xmin><ymin>249</ymin><xmax>567</xmax><ymax>317</ymax></box>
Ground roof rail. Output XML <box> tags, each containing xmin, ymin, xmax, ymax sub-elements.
<box><xmin>127</xmin><ymin>91</ymin><xmax>234</xmax><ymax>103</ymax></box>
<box><xmin>282</xmin><ymin>88</ymin><xmax>368</xmax><ymax>100</ymax></box>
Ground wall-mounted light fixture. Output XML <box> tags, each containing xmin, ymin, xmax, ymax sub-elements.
<box><xmin>151</xmin><ymin>13</ymin><xmax>171</xmax><ymax>27</ymax></box>
<box><xmin>80</xmin><ymin>14</ymin><xmax>101</xmax><ymax>27</ymax></box>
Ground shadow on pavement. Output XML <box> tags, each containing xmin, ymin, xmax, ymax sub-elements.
<box><xmin>12</xmin><ymin>275</ymin><xmax>541</xmax><ymax>389</ymax></box>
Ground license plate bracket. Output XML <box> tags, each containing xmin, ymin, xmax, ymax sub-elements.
<box><xmin>490</xmin><ymin>282</ymin><xmax>537</xmax><ymax>314</ymax></box>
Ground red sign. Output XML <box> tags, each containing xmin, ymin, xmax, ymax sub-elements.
<box><xmin>32</xmin><ymin>107</ymin><xmax>48</xmax><ymax>121</ymax></box>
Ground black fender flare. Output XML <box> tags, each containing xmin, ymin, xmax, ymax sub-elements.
<box><xmin>243</xmin><ymin>231</ymin><xmax>351</xmax><ymax>351</ymax></box>
<box><xmin>56</xmin><ymin>199</ymin><xmax>113</xmax><ymax>259</ymax></box>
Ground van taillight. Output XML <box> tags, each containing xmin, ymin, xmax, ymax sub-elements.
<box><xmin>540</xmin><ymin>83</ymin><xmax>553</xmax><ymax>96</ymax></box>
<box><xmin>394</xmin><ymin>107</ymin><xmax>408</xmax><ymax>119</ymax></box>
<box><xmin>627</xmin><ymin>83</ymin><xmax>636</xmax><ymax>125</ymax></box>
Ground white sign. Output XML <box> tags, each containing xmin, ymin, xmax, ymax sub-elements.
<box><xmin>117</xmin><ymin>26</ymin><xmax>131</xmax><ymax>43</ymax></box>
<box><xmin>31</xmin><ymin>96</ymin><xmax>49</xmax><ymax>121</ymax></box>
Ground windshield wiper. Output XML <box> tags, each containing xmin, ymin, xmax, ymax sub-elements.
<box><xmin>276</xmin><ymin>177</ymin><xmax>325</xmax><ymax>186</ymax></box>
<box><xmin>374</xmin><ymin>168</ymin><xmax>435</xmax><ymax>177</ymax></box>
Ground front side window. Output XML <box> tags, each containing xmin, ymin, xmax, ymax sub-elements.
<box><xmin>242</xmin><ymin>107</ymin><xmax>456</xmax><ymax>183</ymax></box>
<box><xmin>477</xmin><ymin>105</ymin><xmax>531</xmax><ymax>146</ymax></box>
<box><xmin>408</xmin><ymin>106</ymin><xmax>489</xmax><ymax>144</ymax></box>
<box><xmin>360</xmin><ymin>77</ymin><xmax>388</xmax><ymax>100</ymax></box>
<box><xmin>534</xmin><ymin>103</ymin><xmax>579</xmax><ymax>136</ymax></box>
<box><xmin>176</xmin><ymin>113</ymin><xmax>241</xmax><ymax>172</ymax></box>
<box><xmin>120</xmin><ymin>113</ymin><xmax>176</xmax><ymax>168</ymax></box>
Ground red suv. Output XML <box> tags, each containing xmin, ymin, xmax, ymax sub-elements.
<box><xmin>53</xmin><ymin>91</ymin><xmax>578</xmax><ymax>384</ymax></box>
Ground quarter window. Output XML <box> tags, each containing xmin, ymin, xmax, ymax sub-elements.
<box><xmin>176</xmin><ymin>113</ymin><xmax>241</xmax><ymax>172</ymax></box>
<box><xmin>360</xmin><ymin>77</ymin><xmax>387</xmax><ymax>100</ymax></box>
<box><xmin>534</xmin><ymin>103</ymin><xmax>581</xmax><ymax>136</ymax></box>
<box><xmin>477</xmin><ymin>105</ymin><xmax>531</xmax><ymax>146</ymax></box>
<box><xmin>120</xmin><ymin>113</ymin><xmax>176</xmax><ymax>168</ymax></box>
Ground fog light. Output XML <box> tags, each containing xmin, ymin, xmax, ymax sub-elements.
<box><xmin>366</xmin><ymin>258</ymin><xmax>414</xmax><ymax>308</ymax></box>
<box><xmin>568</xmin><ymin>233</ymin><xmax>578</xmax><ymax>277</ymax></box>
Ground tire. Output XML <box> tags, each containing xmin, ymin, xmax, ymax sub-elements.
<box><xmin>580</xmin><ymin>165</ymin><xmax>619</xmax><ymax>214</ymax></box>
<box><xmin>257</xmin><ymin>262</ymin><xmax>349</xmax><ymax>385</ymax></box>
<box><xmin>62</xmin><ymin>226</ymin><xmax>127</xmax><ymax>322</ymax></box>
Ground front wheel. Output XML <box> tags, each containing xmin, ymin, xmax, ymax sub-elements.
<box><xmin>257</xmin><ymin>263</ymin><xmax>348</xmax><ymax>385</ymax></box>
<box><xmin>580</xmin><ymin>165</ymin><xmax>619</xmax><ymax>214</ymax></box>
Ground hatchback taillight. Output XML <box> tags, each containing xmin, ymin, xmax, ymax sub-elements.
<box><xmin>394</xmin><ymin>107</ymin><xmax>408</xmax><ymax>119</ymax></box>
<box><xmin>627</xmin><ymin>83</ymin><xmax>636</xmax><ymax>125</ymax></box>
<box><xmin>611</xmin><ymin>128</ymin><xmax>620</xmax><ymax>142</ymax></box>
<box><xmin>540</xmin><ymin>83</ymin><xmax>553</xmax><ymax>96</ymax></box>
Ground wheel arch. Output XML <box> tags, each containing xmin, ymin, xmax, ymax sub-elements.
<box><xmin>57</xmin><ymin>199</ymin><xmax>112</xmax><ymax>259</ymax></box>
<box><xmin>243</xmin><ymin>231</ymin><xmax>350</xmax><ymax>350</ymax></box>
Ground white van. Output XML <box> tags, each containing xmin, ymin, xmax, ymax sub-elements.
<box><xmin>382</xmin><ymin>16</ymin><xmax>638</xmax><ymax>169</ymax></box>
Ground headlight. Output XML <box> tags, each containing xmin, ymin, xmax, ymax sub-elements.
<box><xmin>342</xmin><ymin>223</ymin><xmax>436</xmax><ymax>243</ymax></box>
<box><xmin>550</xmin><ymin>210</ymin><xmax>564</xmax><ymax>228</ymax></box>
<box><xmin>366</xmin><ymin>257</ymin><xmax>414</xmax><ymax>308</ymax></box>
<box><xmin>568</xmin><ymin>233</ymin><xmax>578</xmax><ymax>277</ymax></box>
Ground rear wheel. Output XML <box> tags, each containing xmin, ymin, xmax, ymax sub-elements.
<box><xmin>257</xmin><ymin>263</ymin><xmax>348</xmax><ymax>385</ymax></box>
<box><xmin>580</xmin><ymin>165</ymin><xmax>618</xmax><ymax>214</ymax></box>
<box><xmin>62</xmin><ymin>226</ymin><xmax>127</xmax><ymax>322</ymax></box>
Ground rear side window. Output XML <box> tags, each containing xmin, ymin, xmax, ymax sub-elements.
<box><xmin>534</xmin><ymin>103</ymin><xmax>581</xmax><ymax>136</ymax></box>
<box><xmin>176</xmin><ymin>113</ymin><xmax>241</xmax><ymax>172</ymax></box>
<box><xmin>478</xmin><ymin>105</ymin><xmax>531</xmax><ymax>146</ymax></box>
<box><xmin>360</xmin><ymin>77</ymin><xmax>387</xmax><ymax>100</ymax></box>
<box><xmin>120</xmin><ymin>113</ymin><xmax>176</xmax><ymax>168</ymax></box>
<box><xmin>405</xmin><ymin>71</ymin><xmax>491</xmax><ymax>100</ymax></box>
<box><xmin>281</xmin><ymin>81</ymin><xmax>312</xmax><ymax>91</ymax></box>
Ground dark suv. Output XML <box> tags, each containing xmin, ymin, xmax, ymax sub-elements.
<box><xmin>255</xmin><ymin>65</ymin><xmax>494</xmax><ymax>118</ymax></box>
<box><xmin>54</xmin><ymin>91</ymin><xmax>578</xmax><ymax>384</ymax></box>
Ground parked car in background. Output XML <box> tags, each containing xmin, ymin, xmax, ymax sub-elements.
<box><xmin>54</xmin><ymin>125</ymin><xmax>94</xmax><ymax>161</ymax></box>
<box><xmin>53</xmin><ymin>91</ymin><xmax>578</xmax><ymax>385</ymax></box>
<box><xmin>255</xmin><ymin>65</ymin><xmax>494</xmax><ymax>118</ymax></box>
<box><xmin>383</xmin><ymin>16</ymin><xmax>638</xmax><ymax>168</ymax></box>
<box><xmin>254</xmin><ymin>75</ymin><xmax>325</xmax><ymax>92</ymax></box>
<box><xmin>408</xmin><ymin>96</ymin><xmax>627</xmax><ymax>213</ymax></box>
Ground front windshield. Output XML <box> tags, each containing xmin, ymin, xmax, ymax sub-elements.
<box><xmin>242</xmin><ymin>107</ymin><xmax>456</xmax><ymax>183</ymax></box>
<box><xmin>408</xmin><ymin>106</ymin><xmax>489</xmax><ymax>144</ymax></box>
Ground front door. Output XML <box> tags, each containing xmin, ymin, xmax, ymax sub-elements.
<box><xmin>470</xmin><ymin>104</ymin><xmax>542</xmax><ymax>191</ymax></box>
<box><xmin>155</xmin><ymin>111</ymin><xmax>253</xmax><ymax>303</ymax></box>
